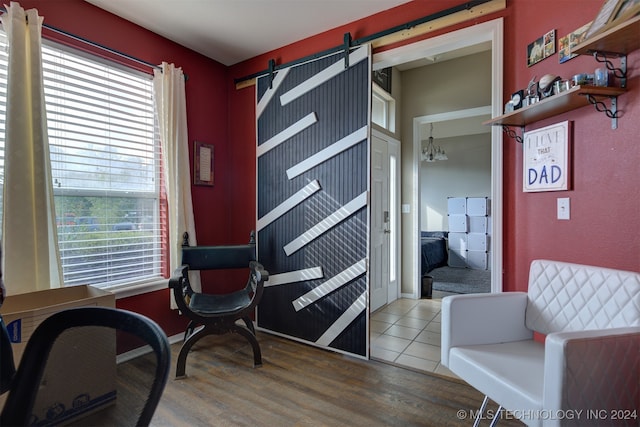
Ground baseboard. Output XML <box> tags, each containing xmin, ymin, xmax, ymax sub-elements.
<box><xmin>116</xmin><ymin>332</ymin><xmax>183</xmax><ymax>364</ymax></box>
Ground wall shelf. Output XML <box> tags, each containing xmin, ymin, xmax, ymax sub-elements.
<box><xmin>572</xmin><ymin>14</ymin><xmax>640</xmax><ymax>56</ymax></box>
<box><xmin>483</xmin><ymin>85</ymin><xmax>625</xmax><ymax>127</ymax></box>
<box><xmin>486</xmin><ymin>14</ymin><xmax>637</xmax><ymax>138</ymax></box>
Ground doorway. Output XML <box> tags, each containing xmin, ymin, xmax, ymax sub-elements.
<box><xmin>369</xmin><ymin>19</ymin><xmax>503</xmax><ymax>375</ymax></box>
<box><xmin>372</xmin><ymin>18</ymin><xmax>504</xmax><ymax>300</ymax></box>
<box><xmin>415</xmin><ymin>108</ymin><xmax>493</xmax><ymax>296</ymax></box>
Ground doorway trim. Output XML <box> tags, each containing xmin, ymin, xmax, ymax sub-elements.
<box><xmin>372</xmin><ymin>18</ymin><xmax>504</xmax><ymax>298</ymax></box>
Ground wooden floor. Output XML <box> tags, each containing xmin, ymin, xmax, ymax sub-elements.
<box><xmin>148</xmin><ymin>332</ymin><xmax>523</xmax><ymax>427</ymax></box>
<box><xmin>85</xmin><ymin>331</ymin><xmax>524</xmax><ymax>426</ymax></box>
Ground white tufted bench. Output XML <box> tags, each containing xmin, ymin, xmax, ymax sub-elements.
<box><xmin>441</xmin><ymin>259</ymin><xmax>640</xmax><ymax>427</ymax></box>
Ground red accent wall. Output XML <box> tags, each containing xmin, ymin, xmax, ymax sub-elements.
<box><xmin>15</xmin><ymin>0</ymin><xmax>640</xmax><ymax>335</ymax></box>
<box><xmin>500</xmin><ymin>0</ymin><xmax>640</xmax><ymax>290</ymax></box>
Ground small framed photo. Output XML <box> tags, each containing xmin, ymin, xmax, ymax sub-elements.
<box><xmin>527</xmin><ymin>30</ymin><xmax>555</xmax><ymax>67</ymax></box>
<box><xmin>559</xmin><ymin>22</ymin><xmax>591</xmax><ymax>63</ymax></box>
<box><xmin>194</xmin><ymin>141</ymin><xmax>214</xmax><ymax>186</ymax></box>
<box><xmin>523</xmin><ymin>121</ymin><xmax>572</xmax><ymax>193</ymax></box>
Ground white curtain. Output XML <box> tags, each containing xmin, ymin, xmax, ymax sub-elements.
<box><xmin>153</xmin><ymin>62</ymin><xmax>200</xmax><ymax>304</ymax></box>
<box><xmin>1</xmin><ymin>2</ymin><xmax>63</xmax><ymax>294</ymax></box>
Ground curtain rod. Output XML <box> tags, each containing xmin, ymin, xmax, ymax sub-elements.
<box><xmin>43</xmin><ymin>22</ymin><xmax>162</xmax><ymax>71</ymax></box>
<box><xmin>234</xmin><ymin>0</ymin><xmax>496</xmax><ymax>87</ymax></box>
<box><xmin>0</xmin><ymin>6</ymin><xmax>161</xmax><ymax>71</ymax></box>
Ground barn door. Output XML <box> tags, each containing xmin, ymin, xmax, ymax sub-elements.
<box><xmin>256</xmin><ymin>46</ymin><xmax>371</xmax><ymax>358</ymax></box>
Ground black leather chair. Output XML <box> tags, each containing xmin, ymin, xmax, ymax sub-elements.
<box><xmin>169</xmin><ymin>231</ymin><xmax>268</xmax><ymax>378</ymax></box>
<box><xmin>0</xmin><ymin>306</ymin><xmax>170</xmax><ymax>427</ymax></box>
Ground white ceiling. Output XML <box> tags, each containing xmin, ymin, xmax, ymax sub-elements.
<box><xmin>85</xmin><ymin>0</ymin><xmax>412</xmax><ymax>66</ymax></box>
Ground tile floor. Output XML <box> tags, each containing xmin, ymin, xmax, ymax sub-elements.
<box><xmin>370</xmin><ymin>290</ymin><xmax>458</xmax><ymax>378</ymax></box>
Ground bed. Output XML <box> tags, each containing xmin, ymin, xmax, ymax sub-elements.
<box><xmin>420</xmin><ymin>231</ymin><xmax>448</xmax><ymax>276</ymax></box>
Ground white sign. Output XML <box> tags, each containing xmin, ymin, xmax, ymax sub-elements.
<box><xmin>523</xmin><ymin>121</ymin><xmax>571</xmax><ymax>192</ymax></box>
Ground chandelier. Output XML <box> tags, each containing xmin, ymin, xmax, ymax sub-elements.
<box><xmin>421</xmin><ymin>123</ymin><xmax>448</xmax><ymax>162</ymax></box>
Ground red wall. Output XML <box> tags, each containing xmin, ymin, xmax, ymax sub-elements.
<box><xmin>227</xmin><ymin>0</ymin><xmax>640</xmax><ymax>293</ymax></box>
<box><xmin>14</xmin><ymin>0</ymin><xmax>639</xmax><ymax>335</ymax></box>
<box><xmin>501</xmin><ymin>0</ymin><xmax>640</xmax><ymax>289</ymax></box>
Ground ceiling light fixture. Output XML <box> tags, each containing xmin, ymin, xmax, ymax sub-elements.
<box><xmin>421</xmin><ymin>123</ymin><xmax>448</xmax><ymax>162</ymax></box>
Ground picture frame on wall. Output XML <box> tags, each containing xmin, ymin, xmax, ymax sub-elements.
<box><xmin>527</xmin><ymin>30</ymin><xmax>555</xmax><ymax>67</ymax></box>
<box><xmin>559</xmin><ymin>22</ymin><xmax>591</xmax><ymax>63</ymax></box>
<box><xmin>585</xmin><ymin>0</ymin><xmax>640</xmax><ymax>39</ymax></box>
<box><xmin>523</xmin><ymin>121</ymin><xmax>572</xmax><ymax>193</ymax></box>
<box><xmin>612</xmin><ymin>0</ymin><xmax>640</xmax><ymax>22</ymax></box>
<box><xmin>586</xmin><ymin>0</ymin><xmax>622</xmax><ymax>38</ymax></box>
<box><xmin>194</xmin><ymin>141</ymin><xmax>214</xmax><ymax>186</ymax></box>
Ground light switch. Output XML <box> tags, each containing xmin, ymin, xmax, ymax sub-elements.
<box><xmin>401</xmin><ymin>204</ymin><xmax>411</xmax><ymax>214</ymax></box>
<box><xmin>557</xmin><ymin>198</ymin><xmax>570</xmax><ymax>220</ymax></box>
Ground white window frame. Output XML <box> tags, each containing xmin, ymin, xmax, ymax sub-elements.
<box><xmin>372</xmin><ymin>82</ymin><xmax>396</xmax><ymax>133</ymax></box>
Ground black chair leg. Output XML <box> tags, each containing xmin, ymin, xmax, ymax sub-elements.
<box><xmin>184</xmin><ymin>320</ymin><xmax>198</xmax><ymax>342</ymax></box>
<box><xmin>232</xmin><ymin>325</ymin><xmax>262</xmax><ymax>368</ymax></box>
<box><xmin>241</xmin><ymin>316</ymin><xmax>255</xmax><ymax>335</ymax></box>
<box><xmin>175</xmin><ymin>327</ymin><xmax>215</xmax><ymax>378</ymax></box>
<box><xmin>175</xmin><ymin>324</ymin><xmax>262</xmax><ymax>377</ymax></box>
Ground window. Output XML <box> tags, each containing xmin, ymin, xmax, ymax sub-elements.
<box><xmin>372</xmin><ymin>83</ymin><xmax>396</xmax><ymax>133</ymax></box>
<box><xmin>0</xmin><ymin>31</ymin><xmax>166</xmax><ymax>290</ymax></box>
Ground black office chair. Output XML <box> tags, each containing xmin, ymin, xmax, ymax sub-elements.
<box><xmin>0</xmin><ymin>306</ymin><xmax>170</xmax><ymax>427</ymax></box>
<box><xmin>169</xmin><ymin>231</ymin><xmax>268</xmax><ymax>378</ymax></box>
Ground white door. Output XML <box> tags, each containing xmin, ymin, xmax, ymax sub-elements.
<box><xmin>370</xmin><ymin>131</ymin><xmax>399</xmax><ymax>312</ymax></box>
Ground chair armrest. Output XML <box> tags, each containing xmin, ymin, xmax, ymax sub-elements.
<box><xmin>543</xmin><ymin>327</ymin><xmax>640</xmax><ymax>416</ymax></box>
<box><xmin>249</xmin><ymin>261</ymin><xmax>269</xmax><ymax>285</ymax></box>
<box><xmin>168</xmin><ymin>265</ymin><xmax>193</xmax><ymax>314</ymax></box>
<box><xmin>441</xmin><ymin>292</ymin><xmax>533</xmax><ymax>367</ymax></box>
<box><xmin>245</xmin><ymin>261</ymin><xmax>268</xmax><ymax>307</ymax></box>
<box><xmin>168</xmin><ymin>265</ymin><xmax>191</xmax><ymax>292</ymax></box>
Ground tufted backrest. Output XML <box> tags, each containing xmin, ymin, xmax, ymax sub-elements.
<box><xmin>525</xmin><ymin>259</ymin><xmax>640</xmax><ymax>334</ymax></box>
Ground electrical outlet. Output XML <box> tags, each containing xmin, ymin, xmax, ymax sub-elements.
<box><xmin>557</xmin><ymin>198</ymin><xmax>570</xmax><ymax>220</ymax></box>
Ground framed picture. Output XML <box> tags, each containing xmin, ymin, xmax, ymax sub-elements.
<box><xmin>584</xmin><ymin>0</ymin><xmax>638</xmax><ymax>38</ymax></box>
<box><xmin>612</xmin><ymin>0</ymin><xmax>640</xmax><ymax>22</ymax></box>
<box><xmin>586</xmin><ymin>0</ymin><xmax>621</xmax><ymax>38</ymax></box>
<box><xmin>523</xmin><ymin>121</ymin><xmax>572</xmax><ymax>192</ymax></box>
<box><xmin>527</xmin><ymin>30</ymin><xmax>555</xmax><ymax>67</ymax></box>
<box><xmin>194</xmin><ymin>141</ymin><xmax>214</xmax><ymax>186</ymax></box>
<box><xmin>559</xmin><ymin>22</ymin><xmax>591</xmax><ymax>63</ymax></box>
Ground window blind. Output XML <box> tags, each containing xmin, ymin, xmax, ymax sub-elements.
<box><xmin>0</xmin><ymin>31</ymin><xmax>166</xmax><ymax>289</ymax></box>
